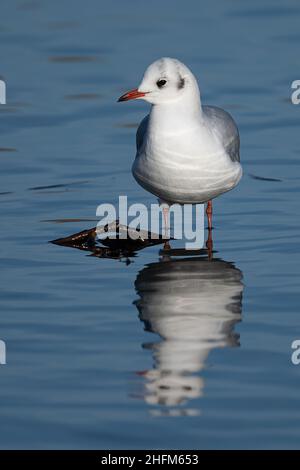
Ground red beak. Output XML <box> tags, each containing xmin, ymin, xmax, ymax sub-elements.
<box><xmin>118</xmin><ymin>88</ymin><xmax>146</xmax><ymax>102</ymax></box>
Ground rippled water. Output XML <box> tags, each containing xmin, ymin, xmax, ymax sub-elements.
<box><xmin>1</xmin><ymin>0</ymin><xmax>300</xmax><ymax>450</ymax></box>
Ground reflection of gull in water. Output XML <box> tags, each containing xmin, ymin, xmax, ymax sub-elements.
<box><xmin>134</xmin><ymin>255</ymin><xmax>243</xmax><ymax>413</ymax></box>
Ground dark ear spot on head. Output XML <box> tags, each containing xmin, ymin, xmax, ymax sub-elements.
<box><xmin>178</xmin><ymin>76</ymin><xmax>185</xmax><ymax>89</ymax></box>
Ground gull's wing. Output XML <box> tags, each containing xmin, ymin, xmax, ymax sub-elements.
<box><xmin>203</xmin><ymin>105</ymin><xmax>240</xmax><ymax>163</ymax></box>
<box><xmin>136</xmin><ymin>114</ymin><xmax>149</xmax><ymax>154</ymax></box>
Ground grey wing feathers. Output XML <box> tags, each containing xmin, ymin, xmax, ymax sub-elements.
<box><xmin>203</xmin><ymin>105</ymin><xmax>240</xmax><ymax>163</ymax></box>
<box><xmin>136</xmin><ymin>114</ymin><xmax>149</xmax><ymax>153</ymax></box>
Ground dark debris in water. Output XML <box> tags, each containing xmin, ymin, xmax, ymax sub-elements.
<box><xmin>249</xmin><ymin>173</ymin><xmax>282</xmax><ymax>182</ymax></box>
<box><xmin>29</xmin><ymin>180</ymin><xmax>90</xmax><ymax>191</ymax></box>
<box><xmin>49</xmin><ymin>55</ymin><xmax>98</xmax><ymax>63</ymax></box>
<box><xmin>115</xmin><ymin>122</ymin><xmax>139</xmax><ymax>129</ymax></box>
<box><xmin>46</xmin><ymin>21</ymin><xmax>80</xmax><ymax>31</ymax></box>
<box><xmin>0</xmin><ymin>147</ymin><xmax>17</xmax><ymax>152</ymax></box>
<box><xmin>43</xmin><ymin>218</ymin><xmax>99</xmax><ymax>224</ymax></box>
<box><xmin>51</xmin><ymin>220</ymin><xmax>170</xmax><ymax>262</ymax></box>
<box><xmin>64</xmin><ymin>93</ymin><xmax>102</xmax><ymax>101</ymax></box>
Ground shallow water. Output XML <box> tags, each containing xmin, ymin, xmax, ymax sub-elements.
<box><xmin>1</xmin><ymin>0</ymin><xmax>300</xmax><ymax>450</ymax></box>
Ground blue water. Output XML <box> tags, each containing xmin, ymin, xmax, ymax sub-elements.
<box><xmin>0</xmin><ymin>0</ymin><xmax>300</xmax><ymax>449</ymax></box>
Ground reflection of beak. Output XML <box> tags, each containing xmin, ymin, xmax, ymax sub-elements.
<box><xmin>118</xmin><ymin>88</ymin><xmax>147</xmax><ymax>102</ymax></box>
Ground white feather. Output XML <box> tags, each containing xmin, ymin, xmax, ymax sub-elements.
<box><xmin>131</xmin><ymin>58</ymin><xmax>242</xmax><ymax>204</ymax></box>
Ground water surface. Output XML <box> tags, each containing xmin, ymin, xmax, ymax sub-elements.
<box><xmin>0</xmin><ymin>0</ymin><xmax>300</xmax><ymax>449</ymax></box>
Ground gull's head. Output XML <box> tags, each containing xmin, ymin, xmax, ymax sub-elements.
<box><xmin>118</xmin><ymin>57</ymin><xmax>199</xmax><ymax>105</ymax></box>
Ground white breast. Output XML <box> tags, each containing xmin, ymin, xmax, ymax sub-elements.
<box><xmin>132</xmin><ymin>106</ymin><xmax>242</xmax><ymax>204</ymax></box>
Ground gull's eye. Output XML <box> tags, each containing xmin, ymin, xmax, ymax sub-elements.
<box><xmin>156</xmin><ymin>79</ymin><xmax>167</xmax><ymax>88</ymax></box>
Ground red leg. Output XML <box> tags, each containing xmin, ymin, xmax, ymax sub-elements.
<box><xmin>163</xmin><ymin>206</ymin><xmax>169</xmax><ymax>228</ymax></box>
<box><xmin>205</xmin><ymin>201</ymin><xmax>213</xmax><ymax>259</ymax></box>
<box><xmin>162</xmin><ymin>205</ymin><xmax>169</xmax><ymax>239</ymax></box>
<box><xmin>206</xmin><ymin>200</ymin><xmax>213</xmax><ymax>231</ymax></box>
<box><xmin>162</xmin><ymin>205</ymin><xmax>171</xmax><ymax>249</ymax></box>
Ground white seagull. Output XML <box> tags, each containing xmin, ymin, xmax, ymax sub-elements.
<box><xmin>118</xmin><ymin>57</ymin><xmax>242</xmax><ymax>233</ymax></box>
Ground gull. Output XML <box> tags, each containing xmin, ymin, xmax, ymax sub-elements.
<box><xmin>118</xmin><ymin>57</ymin><xmax>242</xmax><ymax>239</ymax></box>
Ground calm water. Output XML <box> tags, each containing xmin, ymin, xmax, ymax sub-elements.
<box><xmin>1</xmin><ymin>0</ymin><xmax>300</xmax><ymax>450</ymax></box>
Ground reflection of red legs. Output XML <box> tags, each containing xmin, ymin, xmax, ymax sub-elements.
<box><xmin>206</xmin><ymin>201</ymin><xmax>213</xmax><ymax>259</ymax></box>
<box><xmin>206</xmin><ymin>228</ymin><xmax>213</xmax><ymax>260</ymax></box>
